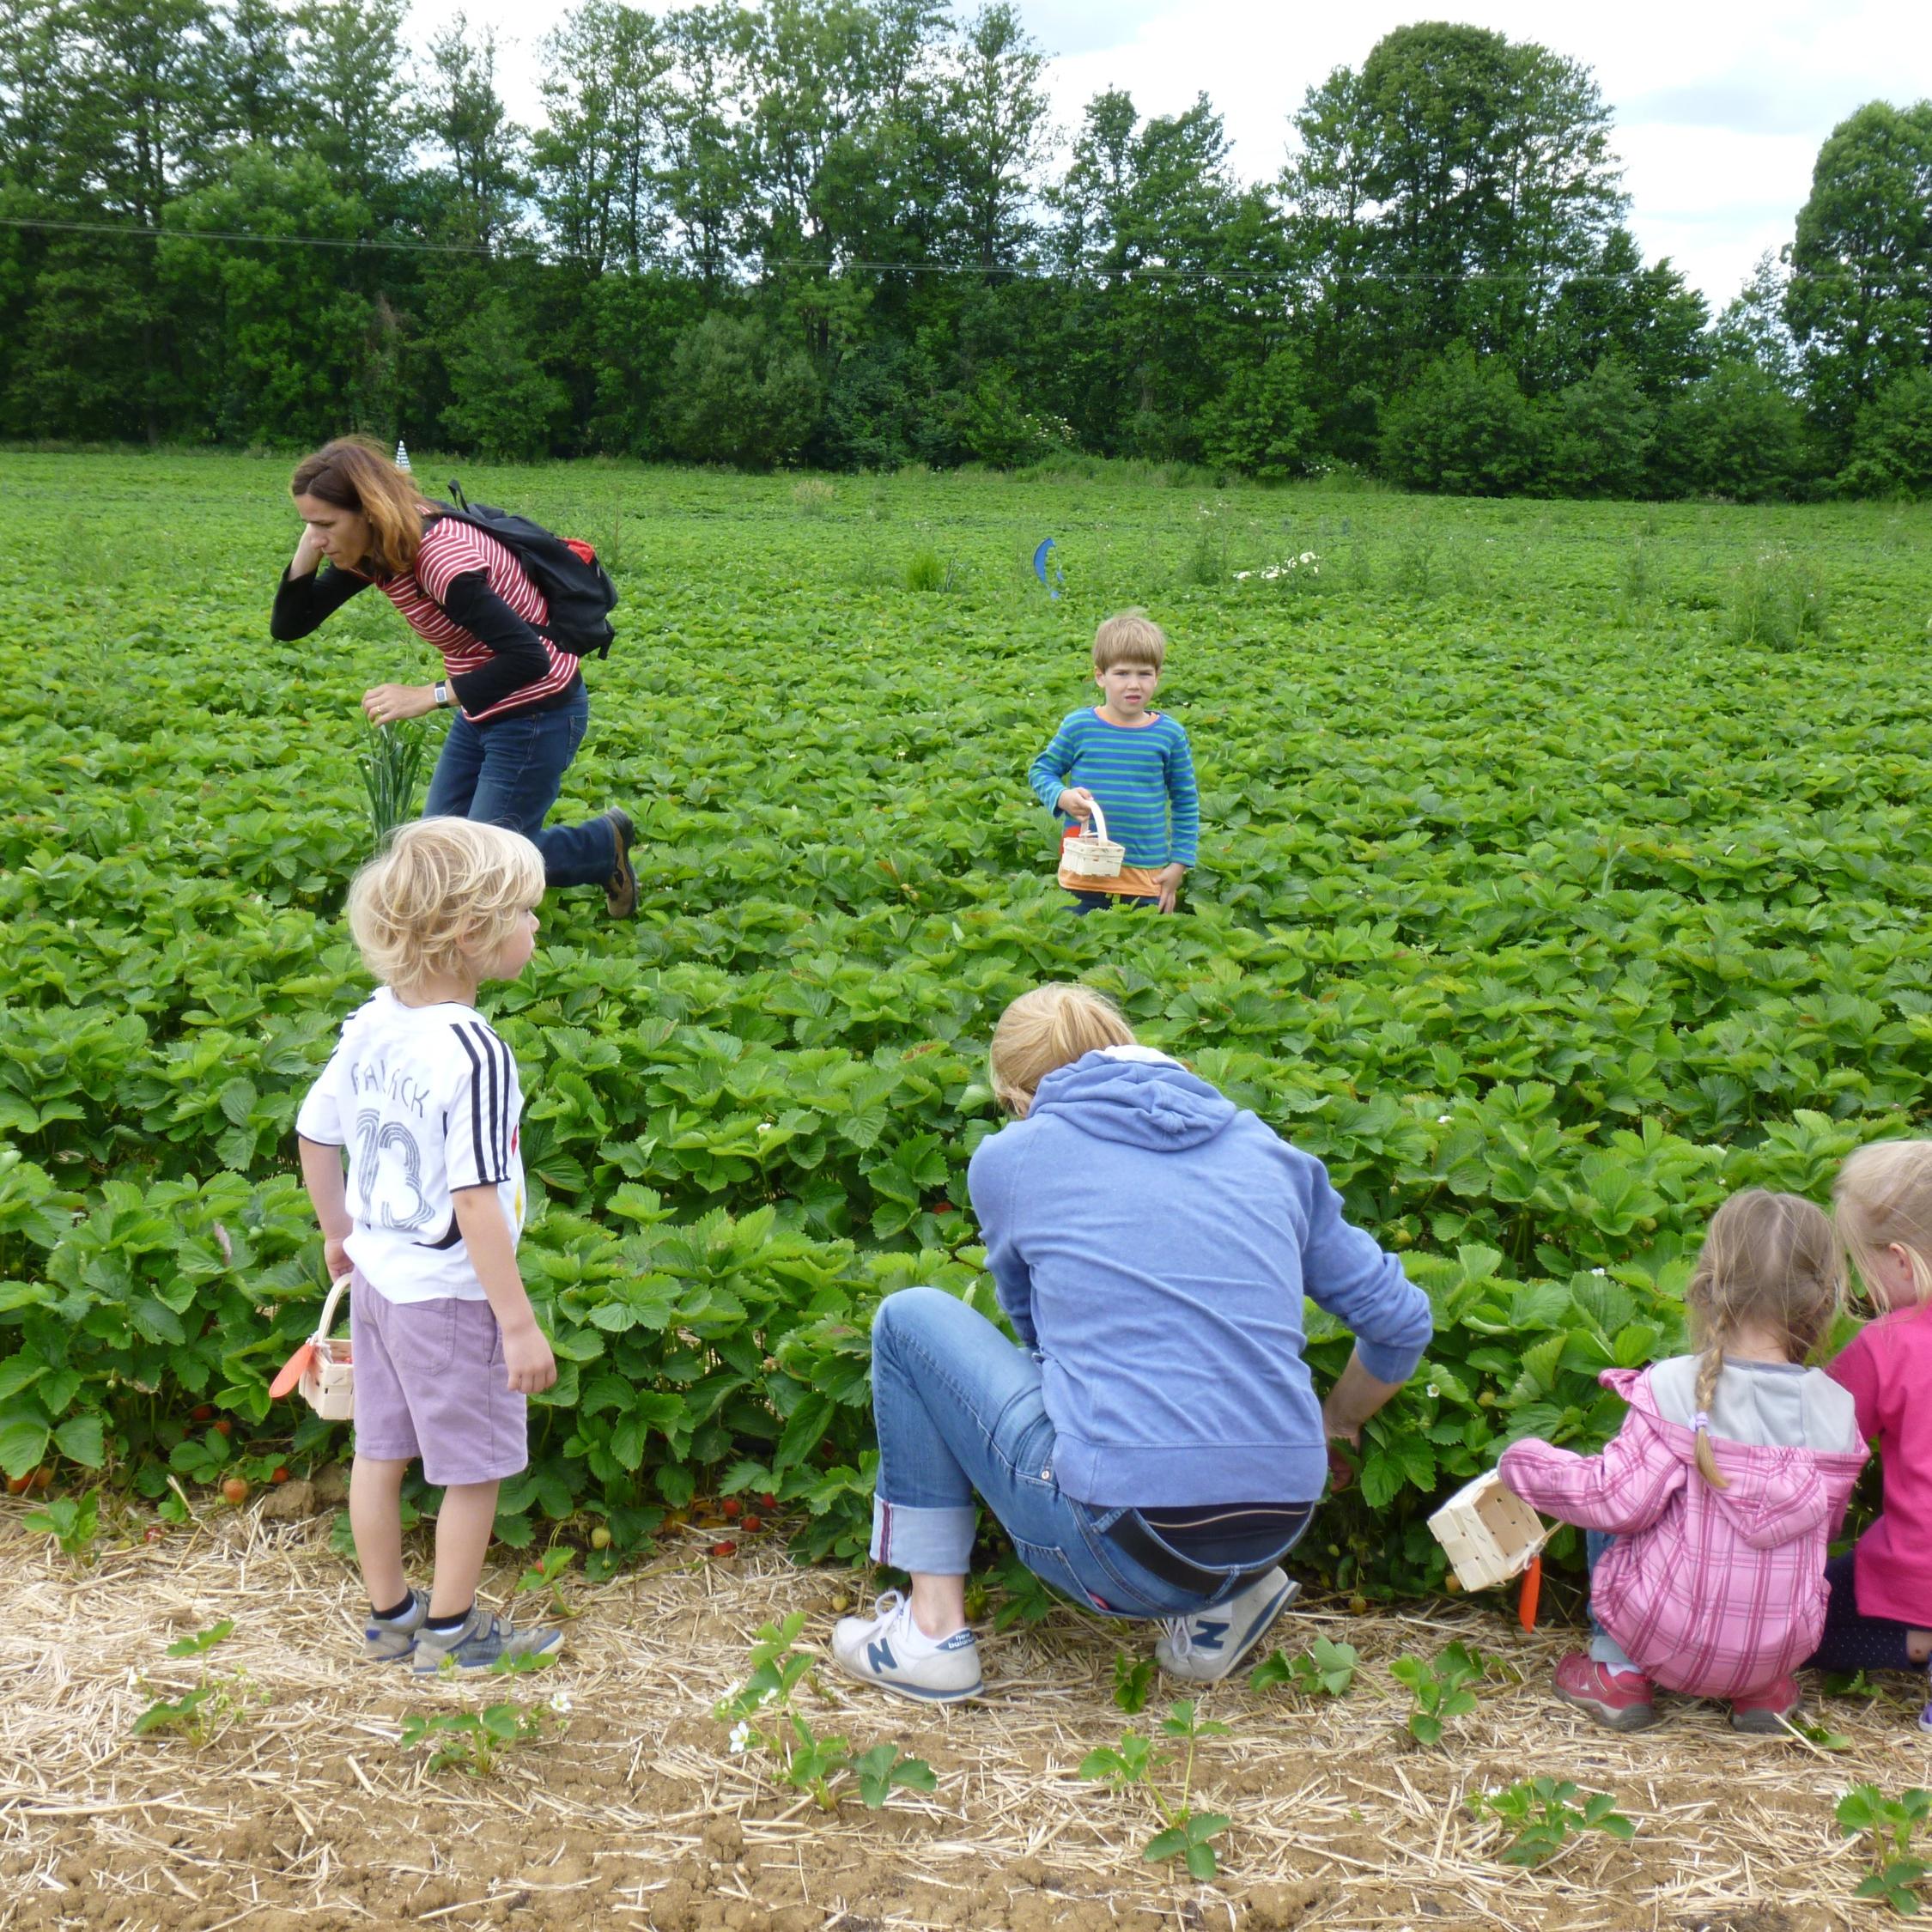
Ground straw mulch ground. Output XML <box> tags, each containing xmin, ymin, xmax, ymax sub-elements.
<box><xmin>0</xmin><ymin>1487</ymin><xmax>1923</xmax><ymax>1932</ymax></box>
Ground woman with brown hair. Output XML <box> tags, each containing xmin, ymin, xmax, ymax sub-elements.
<box><xmin>270</xmin><ymin>437</ymin><xmax>635</xmax><ymax>916</ymax></box>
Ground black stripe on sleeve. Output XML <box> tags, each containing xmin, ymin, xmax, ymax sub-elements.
<box><xmin>451</xmin><ymin>1024</ymin><xmax>495</xmax><ymax>1185</ymax></box>
<box><xmin>456</xmin><ymin>1021</ymin><xmax>511</xmax><ymax>1184</ymax></box>
<box><xmin>491</xmin><ymin>1028</ymin><xmax>517</xmax><ymax>1175</ymax></box>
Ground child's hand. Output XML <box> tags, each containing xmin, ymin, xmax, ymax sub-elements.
<box><xmin>324</xmin><ymin>1235</ymin><xmax>350</xmax><ymax>1282</ymax></box>
<box><xmin>502</xmin><ymin>1321</ymin><xmax>557</xmax><ymax>1395</ymax></box>
<box><xmin>1057</xmin><ymin>787</ymin><xmax>1096</xmax><ymax>823</ymax></box>
<box><xmin>1156</xmin><ymin>862</ymin><xmax>1186</xmax><ymax>913</ymax></box>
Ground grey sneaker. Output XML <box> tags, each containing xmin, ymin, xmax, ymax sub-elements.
<box><xmin>410</xmin><ymin>1605</ymin><xmax>564</xmax><ymax>1675</ymax></box>
<box><xmin>830</xmin><ymin>1591</ymin><xmax>981</xmax><ymax>1704</ymax></box>
<box><xmin>363</xmin><ymin>1594</ymin><xmax>427</xmax><ymax>1663</ymax></box>
<box><xmin>1156</xmin><ymin>1568</ymin><xmax>1299</xmax><ymax>1682</ymax></box>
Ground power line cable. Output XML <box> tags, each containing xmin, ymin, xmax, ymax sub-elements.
<box><xmin>0</xmin><ymin>212</ymin><xmax>1718</xmax><ymax>289</ymax></box>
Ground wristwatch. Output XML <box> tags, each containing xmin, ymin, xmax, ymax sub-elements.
<box><xmin>433</xmin><ymin>682</ymin><xmax>451</xmax><ymax>708</ymax></box>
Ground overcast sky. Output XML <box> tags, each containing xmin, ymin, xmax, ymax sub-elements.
<box><xmin>447</xmin><ymin>0</ymin><xmax>1932</xmax><ymax>311</ymax></box>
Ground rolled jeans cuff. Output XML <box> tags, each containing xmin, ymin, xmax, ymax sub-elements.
<box><xmin>872</xmin><ymin>1496</ymin><xmax>976</xmax><ymax>1574</ymax></box>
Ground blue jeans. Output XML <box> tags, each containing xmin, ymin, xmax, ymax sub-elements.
<box><xmin>422</xmin><ymin>683</ymin><xmax>615</xmax><ymax>889</ymax></box>
<box><xmin>1067</xmin><ymin>891</ymin><xmax>1158</xmax><ymax>915</ymax></box>
<box><xmin>1586</xmin><ymin>1529</ymin><xmax>1638</xmax><ymax>1671</ymax></box>
<box><xmin>868</xmin><ymin>1286</ymin><xmax>1309</xmax><ymax>1619</ymax></box>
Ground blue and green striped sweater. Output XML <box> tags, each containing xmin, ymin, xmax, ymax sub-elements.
<box><xmin>1029</xmin><ymin>708</ymin><xmax>1200</xmax><ymax>867</ymax></box>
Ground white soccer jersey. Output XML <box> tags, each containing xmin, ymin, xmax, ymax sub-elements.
<box><xmin>295</xmin><ymin>988</ymin><xmax>526</xmax><ymax>1303</ymax></box>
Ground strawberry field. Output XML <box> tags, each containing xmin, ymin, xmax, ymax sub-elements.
<box><xmin>3</xmin><ymin>452</ymin><xmax>1930</xmax><ymax>1602</ymax></box>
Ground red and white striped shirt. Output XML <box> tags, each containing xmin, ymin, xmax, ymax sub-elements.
<box><xmin>381</xmin><ymin>519</ymin><xmax>578</xmax><ymax>723</ymax></box>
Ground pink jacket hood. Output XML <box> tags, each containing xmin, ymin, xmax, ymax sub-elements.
<box><xmin>1498</xmin><ymin>1366</ymin><xmax>1866</xmax><ymax>1699</ymax></box>
<box><xmin>1603</xmin><ymin>1368</ymin><xmax>1857</xmax><ymax>1548</ymax></box>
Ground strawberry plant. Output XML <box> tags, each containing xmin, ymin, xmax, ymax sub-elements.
<box><xmin>1249</xmin><ymin>1635</ymin><xmax>1358</xmax><ymax>1698</ymax></box>
<box><xmin>1837</xmin><ymin>1785</ymin><xmax>1932</xmax><ymax>1914</ymax></box>
<box><xmin>714</xmin><ymin>1611</ymin><xmax>935</xmax><ymax>1812</ymax></box>
<box><xmin>1080</xmin><ymin>1698</ymin><xmax>1234</xmax><ymax>1882</ymax></box>
<box><xmin>23</xmin><ymin>1487</ymin><xmax>100</xmax><ymax>1562</ymax></box>
<box><xmin>1390</xmin><ymin>1643</ymin><xmax>1483</xmax><ymax>1746</ymax></box>
<box><xmin>5</xmin><ymin>457</ymin><xmax>1932</xmax><ymax>1596</ymax></box>
<box><xmin>399</xmin><ymin>1701</ymin><xmax>550</xmax><ymax>1776</ymax></box>
<box><xmin>1469</xmin><ymin>1777</ymin><xmax>1634</xmax><ymax>1866</ymax></box>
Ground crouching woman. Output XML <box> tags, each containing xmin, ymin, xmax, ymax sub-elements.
<box><xmin>831</xmin><ymin>984</ymin><xmax>1433</xmax><ymax>1703</ymax></box>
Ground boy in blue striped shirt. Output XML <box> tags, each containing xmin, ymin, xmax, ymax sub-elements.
<box><xmin>1029</xmin><ymin>611</ymin><xmax>1200</xmax><ymax>913</ymax></box>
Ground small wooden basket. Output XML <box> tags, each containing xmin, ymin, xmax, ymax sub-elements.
<box><xmin>267</xmin><ymin>1274</ymin><xmax>355</xmax><ymax>1421</ymax></box>
<box><xmin>1427</xmin><ymin>1469</ymin><xmax>1547</xmax><ymax>1592</ymax></box>
<box><xmin>1060</xmin><ymin>798</ymin><xmax>1126</xmax><ymax>880</ymax></box>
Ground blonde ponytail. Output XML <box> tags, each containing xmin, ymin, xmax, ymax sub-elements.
<box><xmin>987</xmin><ymin>984</ymin><xmax>1136</xmax><ymax>1118</ymax></box>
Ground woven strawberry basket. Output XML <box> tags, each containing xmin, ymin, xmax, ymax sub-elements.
<box><xmin>1060</xmin><ymin>798</ymin><xmax>1126</xmax><ymax>879</ymax></box>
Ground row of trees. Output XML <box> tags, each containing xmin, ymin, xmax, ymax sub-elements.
<box><xmin>2</xmin><ymin>0</ymin><xmax>1929</xmax><ymax>497</ymax></box>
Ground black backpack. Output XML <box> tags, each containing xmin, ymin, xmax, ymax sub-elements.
<box><xmin>433</xmin><ymin>480</ymin><xmax>619</xmax><ymax>659</ymax></box>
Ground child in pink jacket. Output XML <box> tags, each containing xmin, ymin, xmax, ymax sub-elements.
<box><xmin>1807</xmin><ymin>1141</ymin><xmax>1932</xmax><ymax>1728</ymax></box>
<box><xmin>1498</xmin><ymin>1191</ymin><xmax>1865</xmax><ymax>1733</ymax></box>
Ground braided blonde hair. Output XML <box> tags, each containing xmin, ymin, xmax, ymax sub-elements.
<box><xmin>1683</xmin><ymin>1189</ymin><xmax>1843</xmax><ymax>1490</ymax></box>
<box><xmin>1834</xmin><ymin>1140</ymin><xmax>1932</xmax><ymax>1310</ymax></box>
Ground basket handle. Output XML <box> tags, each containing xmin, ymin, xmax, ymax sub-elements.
<box><xmin>314</xmin><ymin>1273</ymin><xmax>353</xmax><ymax>1344</ymax></box>
<box><xmin>1082</xmin><ymin>798</ymin><xmax>1109</xmax><ymax>844</ymax></box>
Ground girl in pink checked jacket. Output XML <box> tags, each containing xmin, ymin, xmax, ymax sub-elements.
<box><xmin>1498</xmin><ymin>1191</ymin><xmax>1866</xmax><ymax>1735</ymax></box>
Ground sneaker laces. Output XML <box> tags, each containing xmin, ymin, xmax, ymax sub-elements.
<box><xmin>1159</xmin><ymin>1615</ymin><xmax>1196</xmax><ymax>1659</ymax></box>
<box><xmin>859</xmin><ymin>1589</ymin><xmax>908</xmax><ymax>1640</ymax></box>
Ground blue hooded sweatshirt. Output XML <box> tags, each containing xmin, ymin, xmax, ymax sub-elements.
<box><xmin>967</xmin><ymin>1048</ymin><xmax>1432</xmax><ymax>1508</ymax></box>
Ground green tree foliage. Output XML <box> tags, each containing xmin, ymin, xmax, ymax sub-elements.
<box><xmin>1711</xmin><ymin>251</ymin><xmax>1798</xmax><ymax>390</ymax></box>
<box><xmin>1651</xmin><ymin>361</ymin><xmax>1810</xmax><ymax>502</ymax></box>
<box><xmin>161</xmin><ymin>151</ymin><xmax>383</xmax><ymax>447</ymax></box>
<box><xmin>665</xmin><ymin>309</ymin><xmax>821</xmax><ymax>467</ymax></box>
<box><xmin>1379</xmin><ymin>343</ymin><xmax>1535</xmax><ymax>495</ymax></box>
<box><xmin>534</xmin><ymin>1</ymin><xmax>675</xmax><ymax>274</ymax></box>
<box><xmin>1283</xmin><ymin>24</ymin><xmax>1627</xmax><ymax>407</ymax></box>
<box><xmin>0</xmin><ymin>0</ymin><xmax>1919</xmax><ymax>496</ymax></box>
<box><xmin>1786</xmin><ymin>100</ymin><xmax>1932</xmax><ymax>438</ymax></box>
<box><xmin>1533</xmin><ymin>358</ymin><xmax>1653</xmax><ymax>499</ymax></box>
<box><xmin>440</xmin><ymin>289</ymin><xmax>571</xmax><ymax>460</ymax></box>
<box><xmin>1198</xmin><ymin>349</ymin><xmax>1319</xmax><ymax>481</ymax></box>
<box><xmin>1839</xmin><ymin>368</ymin><xmax>1932</xmax><ymax>499</ymax></box>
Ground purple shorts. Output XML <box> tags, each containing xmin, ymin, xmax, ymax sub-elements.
<box><xmin>349</xmin><ymin>1273</ymin><xmax>527</xmax><ymax>1486</ymax></box>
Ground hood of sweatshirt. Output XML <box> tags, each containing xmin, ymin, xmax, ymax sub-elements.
<box><xmin>1601</xmin><ymin>1367</ymin><xmax>1868</xmax><ymax>1550</ymax></box>
<box><xmin>1026</xmin><ymin>1048</ymin><xmax>1238</xmax><ymax>1152</ymax></box>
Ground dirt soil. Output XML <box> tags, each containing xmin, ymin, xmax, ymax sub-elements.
<box><xmin>0</xmin><ymin>1493</ymin><xmax>1921</xmax><ymax>1931</ymax></box>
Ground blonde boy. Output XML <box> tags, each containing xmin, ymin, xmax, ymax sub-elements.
<box><xmin>1029</xmin><ymin>611</ymin><xmax>1199</xmax><ymax>913</ymax></box>
<box><xmin>296</xmin><ymin>818</ymin><xmax>562</xmax><ymax>1672</ymax></box>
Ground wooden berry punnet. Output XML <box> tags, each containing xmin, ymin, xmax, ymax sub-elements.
<box><xmin>1059</xmin><ymin>798</ymin><xmax>1126</xmax><ymax>880</ymax></box>
<box><xmin>268</xmin><ymin>1274</ymin><xmax>355</xmax><ymax>1421</ymax></box>
<box><xmin>1428</xmin><ymin>1468</ymin><xmax>1549</xmax><ymax>1613</ymax></box>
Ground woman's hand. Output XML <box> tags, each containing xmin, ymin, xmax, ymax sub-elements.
<box><xmin>1156</xmin><ymin>862</ymin><xmax>1187</xmax><ymax>913</ymax></box>
<box><xmin>290</xmin><ymin>525</ymin><xmax>328</xmax><ymax>578</ymax></box>
<box><xmin>362</xmin><ymin>683</ymin><xmax>439</xmax><ymax>726</ymax></box>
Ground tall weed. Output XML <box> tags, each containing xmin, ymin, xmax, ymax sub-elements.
<box><xmin>1727</xmin><ymin>549</ymin><xmax>1830</xmax><ymax>650</ymax></box>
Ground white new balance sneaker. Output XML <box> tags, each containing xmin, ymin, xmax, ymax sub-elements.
<box><xmin>830</xmin><ymin>1590</ymin><xmax>982</xmax><ymax>1704</ymax></box>
<box><xmin>1155</xmin><ymin>1568</ymin><xmax>1299</xmax><ymax>1682</ymax></box>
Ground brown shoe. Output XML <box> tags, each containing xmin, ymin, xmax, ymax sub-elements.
<box><xmin>600</xmin><ymin>808</ymin><xmax>638</xmax><ymax>918</ymax></box>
